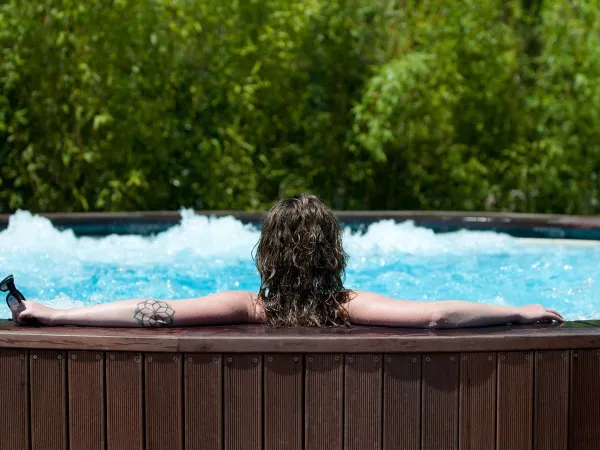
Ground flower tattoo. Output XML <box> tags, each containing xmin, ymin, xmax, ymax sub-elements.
<box><xmin>134</xmin><ymin>299</ymin><xmax>175</xmax><ymax>327</ymax></box>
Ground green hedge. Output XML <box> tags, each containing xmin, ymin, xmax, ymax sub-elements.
<box><xmin>1</xmin><ymin>0</ymin><xmax>599</xmax><ymax>213</ymax></box>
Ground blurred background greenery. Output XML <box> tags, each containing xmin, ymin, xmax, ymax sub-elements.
<box><xmin>1</xmin><ymin>0</ymin><xmax>599</xmax><ymax>213</ymax></box>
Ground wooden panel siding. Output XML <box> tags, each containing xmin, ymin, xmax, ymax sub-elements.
<box><xmin>29</xmin><ymin>350</ymin><xmax>68</xmax><ymax>450</ymax></box>
<box><xmin>382</xmin><ymin>354</ymin><xmax>421</xmax><ymax>450</ymax></box>
<box><xmin>459</xmin><ymin>352</ymin><xmax>496</xmax><ymax>450</ymax></box>
<box><xmin>421</xmin><ymin>353</ymin><xmax>459</xmax><ymax>450</ymax></box>
<box><xmin>1</xmin><ymin>326</ymin><xmax>600</xmax><ymax>449</ymax></box>
<box><xmin>184</xmin><ymin>354</ymin><xmax>222</xmax><ymax>450</ymax></box>
<box><xmin>569</xmin><ymin>349</ymin><xmax>600</xmax><ymax>450</ymax></box>
<box><xmin>68</xmin><ymin>351</ymin><xmax>105</xmax><ymax>450</ymax></box>
<box><xmin>145</xmin><ymin>353</ymin><xmax>183</xmax><ymax>450</ymax></box>
<box><xmin>264</xmin><ymin>354</ymin><xmax>303</xmax><ymax>450</ymax></box>
<box><xmin>304</xmin><ymin>353</ymin><xmax>344</xmax><ymax>450</ymax></box>
<box><xmin>497</xmin><ymin>351</ymin><xmax>534</xmax><ymax>450</ymax></box>
<box><xmin>533</xmin><ymin>351</ymin><xmax>570</xmax><ymax>450</ymax></box>
<box><xmin>0</xmin><ymin>349</ymin><xmax>29</xmax><ymax>450</ymax></box>
<box><xmin>224</xmin><ymin>354</ymin><xmax>262</xmax><ymax>450</ymax></box>
<box><xmin>106</xmin><ymin>352</ymin><xmax>144</xmax><ymax>450</ymax></box>
<box><xmin>344</xmin><ymin>354</ymin><xmax>383</xmax><ymax>450</ymax></box>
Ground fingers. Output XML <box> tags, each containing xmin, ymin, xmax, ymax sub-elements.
<box><xmin>11</xmin><ymin>301</ymin><xmax>34</xmax><ymax>325</ymax></box>
<box><xmin>540</xmin><ymin>310</ymin><xmax>563</xmax><ymax>323</ymax></box>
<box><xmin>9</xmin><ymin>301</ymin><xmax>25</xmax><ymax>322</ymax></box>
<box><xmin>547</xmin><ymin>310</ymin><xmax>564</xmax><ymax>322</ymax></box>
<box><xmin>547</xmin><ymin>309</ymin><xmax>564</xmax><ymax>320</ymax></box>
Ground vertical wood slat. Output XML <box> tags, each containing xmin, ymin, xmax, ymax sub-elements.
<box><xmin>534</xmin><ymin>351</ymin><xmax>569</xmax><ymax>450</ymax></box>
<box><xmin>68</xmin><ymin>351</ymin><xmax>105</xmax><ymax>450</ymax></box>
<box><xmin>106</xmin><ymin>352</ymin><xmax>143</xmax><ymax>450</ymax></box>
<box><xmin>459</xmin><ymin>353</ymin><xmax>496</xmax><ymax>450</ymax></box>
<box><xmin>422</xmin><ymin>353</ymin><xmax>459</xmax><ymax>450</ymax></box>
<box><xmin>305</xmin><ymin>354</ymin><xmax>343</xmax><ymax>450</ymax></box>
<box><xmin>344</xmin><ymin>354</ymin><xmax>382</xmax><ymax>450</ymax></box>
<box><xmin>569</xmin><ymin>349</ymin><xmax>600</xmax><ymax>450</ymax></box>
<box><xmin>30</xmin><ymin>350</ymin><xmax>68</xmax><ymax>450</ymax></box>
<box><xmin>145</xmin><ymin>353</ymin><xmax>183</xmax><ymax>450</ymax></box>
<box><xmin>224</xmin><ymin>354</ymin><xmax>262</xmax><ymax>450</ymax></box>
<box><xmin>383</xmin><ymin>354</ymin><xmax>421</xmax><ymax>450</ymax></box>
<box><xmin>497</xmin><ymin>351</ymin><xmax>533</xmax><ymax>450</ymax></box>
<box><xmin>264</xmin><ymin>354</ymin><xmax>303</xmax><ymax>450</ymax></box>
<box><xmin>0</xmin><ymin>349</ymin><xmax>29</xmax><ymax>450</ymax></box>
<box><xmin>184</xmin><ymin>354</ymin><xmax>222</xmax><ymax>450</ymax></box>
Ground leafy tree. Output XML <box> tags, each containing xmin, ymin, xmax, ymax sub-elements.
<box><xmin>1</xmin><ymin>0</ymin><xmax>599</xmax><ymax>213</ymax></box>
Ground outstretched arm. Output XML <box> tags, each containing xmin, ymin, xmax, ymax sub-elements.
<box><xmin>10</xmin><ymin>291</ymin><xmax>262</xmax><ymax>327</ymax></box>
<box><xmin>346</xmin><ymin>291</ymin><xmax>563</xmax><ymax>328</ymax></box>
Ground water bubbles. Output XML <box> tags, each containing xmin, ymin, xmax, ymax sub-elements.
<box><xmin>47</xmin><ymin>292</ymin><xmax>83</xmax><ymax>310</ymax></box>
<box><xmin>0</xmin><ymin>210</ymin><xmax>598</xmax><ymax>319</ymax></box>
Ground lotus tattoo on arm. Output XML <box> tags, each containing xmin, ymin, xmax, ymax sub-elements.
<box><xmin>134</xmin><ymin>299</ymin><xmax>175</xmax><ymax>327</ymax></box>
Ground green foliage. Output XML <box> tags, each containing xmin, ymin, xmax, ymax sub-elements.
<box><xmin>0</xmin><ymin>0</ymin><xmax>599</xmax><ymax>213</ymax></box>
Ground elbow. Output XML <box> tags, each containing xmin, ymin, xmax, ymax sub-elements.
<box><xmin>426</xmin><ymin>309</ymin><xmax>451</xmax><ymax>329</ymax></box>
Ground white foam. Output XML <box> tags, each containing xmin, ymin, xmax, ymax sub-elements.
<box><xmin>0</xmin><ymin>211</ymin><xmax>517</xmax><ymax>266</ymax></box>
<box><xmin>0</xmin><ymin>209</ymin><xmax>261</xmax><ymax>265</ymax></box>
<box><xmin>343</xmin><ymin>220</ymin><xmax>516</xmax><ymax>256</ymax></box>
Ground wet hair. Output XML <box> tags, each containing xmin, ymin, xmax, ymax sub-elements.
<box><xmin>255</xmin><ymin>194</ymin><xmax>352</xmax><ymax>327</ymax></box>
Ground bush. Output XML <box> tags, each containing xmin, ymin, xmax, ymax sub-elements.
<box><xmin>1</xmin><ymin>0</ymin><xmax>599</xmax><ymax>213</ymax></box>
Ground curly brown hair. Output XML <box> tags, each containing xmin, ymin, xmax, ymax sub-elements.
<box><xmin>255</xmin><ymin>194</ymin><xmax>352</xmax><ymax>327</ymax></box>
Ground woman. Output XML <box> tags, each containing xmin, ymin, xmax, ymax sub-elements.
<box><xmin>7</xmin><ymin>194</ymin><xmax>563</xmax><ymax>328</ymax></box>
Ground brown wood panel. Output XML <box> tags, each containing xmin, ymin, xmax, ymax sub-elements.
<box><xmin>264</xmin><ymin>354</ymin><xmax>303</xmax><ymax>450</ymax></box>
<box><xmin>3</xmin><ymin>321</ymin><xmax>600</xmax><ymax>354</ymax></box>
<box><xmin>68</xmin><ymin>351</ymin><xmax>105</xmax><ymax>450</ymax></box>
<box><xmin>569</xmin><ymin>349</ymin><xmax>600</xmax><ymax>449</ymax></box>
<box><xmin>305</xmin><ymin>354</ymin><xmax>343</xmax><ymax>450</ymax></box>
<box><xmin>106</xmin><ymin>352</ymin><xmax>143</xmax><ymax>450</ymax></box>
<box><xmin>497</xmin><ymin>351</ymin><xmax>533</xmax><ymax>450</ymax></box>
<box><xmin>344</xmin><ymin>354</ymin><xmax>382</xmax><ymax>450</ymax></box>
<box><xmin>184</xmin><ymin>354</ymin><xmax>222</xmax><ymax>450</ymax></box>
<box><xmin>30</xmin><ymin>350</ymin><xmax>67</xmax><ymax>450</ymax></box>
<box><xmin>422</xmin><ymin>353</ymin><xmax>459</xmax><ymax>450</ymax></box>
<box><xmin>145</xmin><ymin>353</ymin><xmax>183</xmax><ymax>450</ymax></box>
<box><xmin>459</xmin><ymin>353</ymin><xmax>496</xmax><ymax>450</ymax></box>
<box><xmin>533</xmin><ymin>351</ymin><xmax>569</xmax><ymax>450</ymax></box>
<box><xmin>224</xmin><ymin>354</ymin><xmax>262</xmax><ymax>450</ymax></box>
<box><xmin>382</xmin><ymin>354</ymin><xmax>421</xmax><ymax>450</ymax></box>
<box><xmin>0</xmin><ymin>349</ymin><xmax>29</xmax><ymax>450</ymax></box>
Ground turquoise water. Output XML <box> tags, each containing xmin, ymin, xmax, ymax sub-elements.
<box><xmin>0</xmin><ymin>210</ymin><xmax>598</xmax><ymax>320</ymax></box>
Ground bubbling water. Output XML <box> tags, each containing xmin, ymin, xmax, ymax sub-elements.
<box><xmin>0</xmin><ymin>210</ymin><xmax>598</xmax><ymax>320</ymax></box>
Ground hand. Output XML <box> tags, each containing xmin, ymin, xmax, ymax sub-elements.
<box><xmin>517</xmin><ymin>304</ymin><xmax>564</xmax><ymax>324</ymax></box>
<box><xmin>9</xmin><ymin>299</ymin><xmax>59</xmax><ymax>325</ymax></box>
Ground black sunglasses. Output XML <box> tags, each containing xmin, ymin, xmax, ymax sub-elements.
<box><xmin>0</xmin><ymin>275</ymin><xmax>26</xmax><ymax>309</ymax></box>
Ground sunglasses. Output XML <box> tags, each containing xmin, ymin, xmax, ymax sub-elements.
<box><xmin>0</xmin><ymin>274</ymin><xmax>26</xmax><ymax>309</ymax></box>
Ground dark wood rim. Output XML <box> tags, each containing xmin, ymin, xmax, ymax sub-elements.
<box><xmin>0</xmin><ymin>210</ymin><xmax>600</xmax><ymax>229</ymax></box>
<box><xmin>0</xmin><ymin>321</ymin><xmax>599</xmax><ymax>353</ymax></box>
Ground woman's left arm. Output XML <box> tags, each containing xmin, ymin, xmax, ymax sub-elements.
<box><xmin>346</xmin><ymin>290</ymin><xmax>563</xmax><ymax>328</ymax></box>
<box><xmin>11</xmin><ymin>291</ymin><xmax>262</xmax><ymax>327</ymax></box>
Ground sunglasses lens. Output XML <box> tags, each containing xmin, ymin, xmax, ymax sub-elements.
<box><xmin>0</xmin><ymin>275</ymin><xmax>14</xmax><ymax>292</ymax></box>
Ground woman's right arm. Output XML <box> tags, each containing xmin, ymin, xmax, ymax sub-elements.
<box><xmin>10</xmin><ymin>291</ymin><xmax>263</xmax><ymax>327</ymax></box>
<box><xmin>346</xmin><ymin>291</ymin><xmax>563</xmax><ymax>328</ymax></box>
